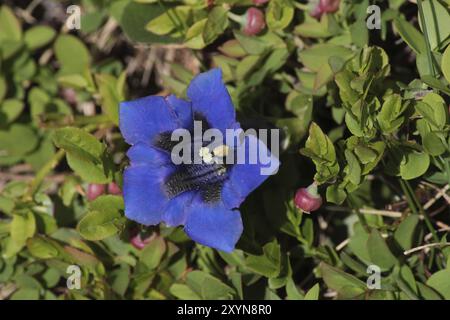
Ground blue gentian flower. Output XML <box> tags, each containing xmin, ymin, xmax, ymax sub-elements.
<box><xmin>119</xmin><ymin>69</ymin><xmax>279</xmax><ymax>252</ymax></box>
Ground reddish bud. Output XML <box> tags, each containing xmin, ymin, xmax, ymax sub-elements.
<box><xmin>243</xmin><ymin>8</ymin><xmax>266</xmax><ymax>36</ymax></box>
<box><xmin>108</xmin><ymin>182</ymin><xmax>122</xmax><ymax>195</ymax></box>
<box><xmin>60</xmin><ymin>88</ymin><xmax>77</xmax><ymax>106</ymax></box>
<box><xmin>310</xmin><ymin>0</ymin><xmax>340</xmax><ymax>19</ymax></box>
<box><xmin>86</xmin><ymin>184</ymin><xmax>106</xmax><ymax>201</ymax></box>
<box><xmin>294</xmin><ymin>183</ymin><xmax>322</xmax><ymax>213</ymax></box>
<box><xmin>130</xmin><ymin>231</ymin><xmax>152</xmax><ymax>250</ymax></box>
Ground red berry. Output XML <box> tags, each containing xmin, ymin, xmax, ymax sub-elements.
<box><xmin>294</xmin><ymin>183</ymin><xmax>322</xmax><ymax>213</ymax></box>
<box><xmin>108</xmin><ymin>182</ymin><xmax>122</xmax><ymax>195</ymax></box>
<box><xmin>86</xmin><ymin>184</ymin><xmax>105</xmax><ymax>201</ymax></box>
<box><xmin>253</xmin><ymin>0</ymin><xmax>269</xmax><ymax>5</ymax></box>
<box><xmin>243</xmin><ymin>8</ymin><xmax>266</xmax><ymax>36</ymax></box>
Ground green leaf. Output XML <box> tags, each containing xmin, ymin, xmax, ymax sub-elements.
<box><xmin>394</xmin><ymin>17</ymin><xmax>426</xmax><ymax>54</ymax></box>
<box><xmin>140</xmin><ymin>236</ymin><xmax>166</xmax><ymax>270</ymax></box>
<box><xmin>26</xmin><ymin>134</ymin><xmax>56</xmax><ymax>171</ymax></box>
<box><xmin>27</xmin><ymin>236</ymin><xmax>60</xmax><ymax>259</ymax></box>
<box><xmin>394</xmin><ymin>215</ymin><xmax>420</xmax><ymax>251</ymax></box>
<box><xmin>350</xmin><ymin>19</ymin><xmax>369</xmax><ymax>47</ymax></box>
<box><xmin>57</xmin><ymin>74</ymin><xmax>89</xmax><ymax>89</ymax></box>
<box><xmin>304</xmin><ymin>283</ymin><xmax>320</xmax><ymax>300</ymax></box>
<box><xmin>53</xmin><ymin>127</ymin><xmax>104</xmax><ymax>163</ymax></box>
<box><xmin>298</xmin><ymin>44</ymin><xmax>353</xmax><ymax>72</ymax></box>
<box><xmin>300</xmin><ymin>122</ymin><xmax>339</xmax><ymax>184</ymax></box>
<box><xmin>399</xmin><ymin>150</ymin><xmax>430</xmax><ymax>180</ymax></box>
<box><xmin>54</xmin><ymin>35</ymin><xmax>91</xmax><ymax>75</ymax></box>
<box><xmin>95</xmin><ymin>73</ymin><xmax>126</xmax><ymax>125</ymax></box>
<box><xmin>8</xmin><ymin>211</ymin><xmax>36</xmax><ymax>257</ymax></box>
<box><xmin>419</xmin><ymin>0</ymin><xmax>450</xmax><ymax>50</ymax></box>
<box><xmin>397</xmin><ymin>265</ymin><xmax>418</xmax><ymax>296</ymax></box>
<box><xmin>246</xmin><ymin>240</ymin><xmax>281</xmax><ymax>278</ymax></box>
<box><xmin>0</xmin><ymin>6</ymin><xmax>22</xmax><ymax>42</ymax></box>
<box><xmin>319</xmin><ymin>262</ymin><xmax>366</xmax><ymax>299</ymax></box>
<box><xmin>426</xmin><ymin>268</ymin><xmax>450</xmax><ymax>299</ymax></box>
<box><xmin>218</xmin><ymin>39</ymin><xmax>247</xmax><ymax>58</ymax></box>
<box><xmin>266</xmin><ymin>0</ymin><xmax>294</xmax><ymax>31</ymax></box>
<box><xmin>423</xmin><ymin>132</ymin><xmax>446</xmax><ymax>156</ymax></box>
<box><xmin>203</xmin><ymin>6</ymin><xmax>229</xmax><ymax>45</ymax></box>
<box><xmin>0</xmin><ymin>76</ymin><xmax>6</xmax><ymax>104</ymax></box>
<box><xmin>442</xmin><ymin>44</ymin><xmax>450</xmax><ymax>83</ymax></box>
<box><xmin>0</xmin><ymin>99</ymin><xmax>24</xmax><ymax>124</ymax></box>
<box><xmin>110</xmin><ymin>265</ymin><xmax>130</xmax><ymax>296</ymax></box>
<box><xmin>0</xmin><ymin>124</ymin><xmax>38</xmax><ymax>163</ymax></box>
<box><xmin>286</xmin><ymin>278</ymin><xmax>305</xmax><ymax>300</ymax></box>
<box><xmin>326</xmin><ymin>185</ymin><xmax>347</xmax><ymax>204</ymax></box>
<box><xmin>348</xmin><ymin>222</ymin><xmax>372</xmax><ymax>263</ymax></box>
<box><xmin>146</xmin><ymin>6</ymin><xmax>190</xmax><ymax>36</ymax></box>
<box><xmin>366</xmin><ymin>229</ymin><xmax>397</xmax><ymax>270</ymax></box>
<box><xmin>302</xmin><ymin>122</ymin><xmax>336</xmax><ymax>161</ymax></box>
<box><xmin>170</xmin><ymin>284</ymin><xmax>201</xmax><ymax>299</ymax></box>
<box><xmin>416</xmin><ymin>92</ymin><xmax>447</xmax><ymax>130</ymax></box>
<box><xmin>10</xmin><ymin>288</ymin><xmax>39</xmax><ymax>300</ymax></box>
<box><xmin>377</xmin><ymin>94</ymin><xmax>407</xmax><ymax>133</ymax></box>
<box><xmin>53</xmin><ymin>127</ymin><xmax>113</xmax><ymax>183</ymax></box>
<box><xmin>77</xmin><ymin>195</ymin><xmax>125</xmax><ymax>241</ymax></box>
<box><xmin>186</xmin><ymin>271</ymin><xmax>235</xmax><ymax>299</ymax></box>
<box><xmin>344</xmin><ymin>149</ymin><xmax>362</xmax><ymax>185</ymax></box>
<box><xmin>24</xmin><ymin>26</ymin><xmax>56</xmax><ymax>50</ymax></box>
<box><xmin>295</xmin><ymin>14</ymin><xmax>335</xmax><ymax>38</ymax></box>
<box><xmin>234</xmin><ymin>31</ymin><xmax>269</xmax><ymax>55</ymax></box>
<box><xmin>184</xmin><ymin>18</ymin><xmax>207</xmax><ymax>49</ymax></box>
<box><xmin>417</xmin><ymin>282</ymin><xmax>443</xmax><ymax>300</ymax></box>
<box><xmin>120</xmin><ymin>2</ymin><xmax>180</xmax><ymax>44</ymax></box>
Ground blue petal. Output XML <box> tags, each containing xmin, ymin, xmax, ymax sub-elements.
<box><xmin>184</xmin><ymin>196</ymin><xmax>243</xmax><ymax>252</ymax></box>
<box><xmin>127</xmin><ymin>143</ymin><xmax>170</xmax><ymax>167</ymax></box>
<box><xmin>119</xmin><ymin>95</ymin><xmax>178</xmax><ymax>145</ymax></box>
<box><xmin>123</xmin><ymin>165</ymin><xmax>174</xmax><ymax>225</ymax></box>
<box><xmin>222</xmin><ymin>134</ymin><xmax>280</xmax><ymax>209</ymax></box>
<box><xmin>163</xmin><ymin>191</ymin><xmax>194</xmax><ymax>227</ymax></box>
<box><xmin>187</xmin><ymin>69</ymin><xmax>238</xmax><ymax>133</ymax></box>
<box><xmin>165</xmin><ymin>94</ymin><xmax>192</xmax><ymax>129</ymax></box>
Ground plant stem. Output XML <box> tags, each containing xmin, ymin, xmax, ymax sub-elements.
<box><xmin>399</xmin><ymin>179</ymin><xmax>418</xmax><ymax>215</ymax></box>
<box><xmin>227</xmin><ymin>11</ymin><xmax>245</xmax><ymax>25</ymax></box>
<box><xmin>417</xmin><ymin>0</ymin><xmax>436</xmax><ymax>77</ymax></box>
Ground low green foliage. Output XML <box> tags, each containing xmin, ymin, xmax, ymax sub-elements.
<box><xmin>1</xmin><ymin>0</ymin><xmax>450</xmax><ymax>300</ymax></box>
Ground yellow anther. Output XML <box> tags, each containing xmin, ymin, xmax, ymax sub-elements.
<box><xmin>202</xmin><ymin>152</ymin><xmax>213</xmax><ymax>164</ymax></box>
<box><xmin>199</xmin><ymin>147</ymin><xmax>213</xmax><ymax>164</ymax></box>
<box><xmin>199</xmin><ymin>147</ymin><xmax>211</xmax><ymax>157</ymax></box>
<box><xmin>212</xmin><ymin>145</ymin><xmax>230</xmax><ymax>157</ymax></box>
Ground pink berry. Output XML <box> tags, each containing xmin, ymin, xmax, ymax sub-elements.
<box><xmin>130</xmin><ymin>232</ymin><xmax>151</xmax><ymax>250</ymax></box>
<box><xmin>108</xmin><ymin>182</ymin><xmax>122</xmax><ymax>195</ymax></box>
<box><xmin>86</xmin><ymin>184</ymin><xmax>105</xmax><ymax>201</ymax></box>
<box><xmin>310</xmin><ymin>0</ymin><xmax>340</xmax><ymax>19</ymax></box>
<box><xmin>294</xmin><ymin>183</ymin><xmax>322</xmax><ymax>213</ymax></box>
<box><xmin>320</xmin><ymin>0</ymin><xmax>340</xmax><ymax>13</ymax></box>
<box><xmin>60</xmin><ymin>88</ymin><xmax>77</xmax><ymax>106</ymax></box>
<box><xmin>243</xmin><ymin>8</ymin><xmax>266</xmax><ymax>36</ymax></box>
